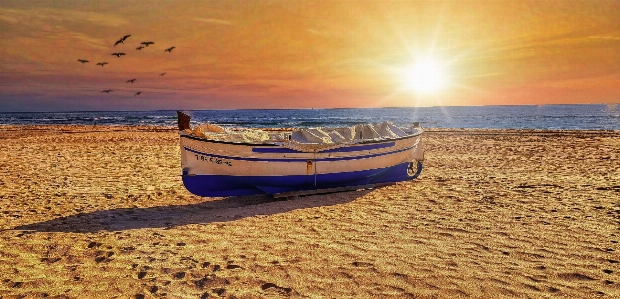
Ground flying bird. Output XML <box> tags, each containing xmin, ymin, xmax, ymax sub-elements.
<box><xmin>96</xmin><ymin>62</ymin><xmax>108</xmax><ymax>66</ymax></box>
<box><xmin>141</xmin><ymin>41</ymin><xmax>154</xmax><ymax>47</ymax></box>
<box><xmin>165</xmin><ymin>46</ymin><xmax>175</xmax><ymax>52</ymax></box>
<box><xmin>160</xmin><ymin>72</ymin><xmax>166</xmax><ymax>76</ymax></box>
<box><xmin>101</xmin><ymin>90</ymin><xmax>113</xmax><ymax>93</ymax></box>
<box><xmin>127</xmin><ymin>79</ymin><xmax>136</xmax><ymax>83</ymax></box>
<box><xmin>111</xmin><ymin>53</ymin><xmax>126</xmax><ymax>57</ymax></box>
<box><xmin>134</xmin><ymin>92</ymin><xmax>142</xmax><ymax>96</ymax></box>
<box><xmin>136</xmin><ymin>46</ymin><xmax>144</xmax><ymax>50</ymax></box>
<box><xmin>77</xmin><ymin>59</ymin><xmax>89</xmax><ymax>64</ymax></box>
<box><xmin>114</xmin><ymin>35</ymin><xmax>131</xmax><ymax>46</ymax></box>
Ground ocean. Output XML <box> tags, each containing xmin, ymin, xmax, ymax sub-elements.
<box><xmin>0</xmin><ymin>104</ymin><xmax>618</xmax><ymax>130</ymax></box>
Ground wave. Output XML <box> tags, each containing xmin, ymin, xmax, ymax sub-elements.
<box><xmin>0</xmin><ymin>105</ymin><xmax>618</xmax><ymax>130</ymax></box>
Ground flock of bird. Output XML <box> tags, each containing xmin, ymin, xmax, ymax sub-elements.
<box><xmin>77</xmin><ymin>34</ymin><xmax>175</xmax><ymax>96</ymax></box>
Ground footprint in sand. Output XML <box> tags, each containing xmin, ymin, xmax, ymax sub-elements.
<box><xmin>193</xmin><ymin>274</ymin><xmax>230</xmax><ymax>289</ymax></box>
<box><xmin>87</xmin><ymin>241</ymin><xmax>102</xmax><ymax>248</ymax></box>
<box><xmin>352</xmin><ymin>261</ymin><xmax>374</xmax><ymax>267</ymax></box>
<box><xmin>546</xmin><ymin>286</ymin><xmax>560</xmax><ymax>293</ymax></box>
<box><xmin>40</xmin><ymin>257</ymin><xmax>62</xmax><ymax>263</ymax></box>
<box><xmin>212</xmin><ymin>288</ymin><xmax>226</xmax><ymax>296</ymax></box>
<box><xmin>261</xmin><ymin>282</ymin><xmax>293</xmax><ymax>295</ymax></box>
<box><xmin>557</xmin><ymin>272</ymin><xmax>596</xmax><ymax>281</ymax></box>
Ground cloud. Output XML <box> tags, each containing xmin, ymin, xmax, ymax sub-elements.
<box><xmin>193</xmin><ymin>17</ymin><xmax>234</xmax><ymax>26</ymax></box>
<box><xmin>589</xmin><ymin>36</ymin><xmax>620</xmax><ymax>40</ymax></box>
<box><xmin>0</xmin><ymin>6</ymin><xmax>121</xmax><ymax>54</ymax></box>
<box><xmin>0</xmin><ymin>14</ymin><xmax>18</xmax><ymax>24</ymax></box>
<box><xmin>467</xmin><ymin>72</ymin><xmax>506</xmax><ymax>79</ymax></box>
<box><xmin>64</xmin><ymin>33</ymin><xmax>109</xmax><ymax>50</ymax></box>
<box><xmin>38</xmin><ymin>8</ymin><xmax>128</xmax><ymax>27</ymax></box>
<box><xmin>0</xmin><ymin>7</ymin><xmax>128</xmax><ymax>29</ymax></box>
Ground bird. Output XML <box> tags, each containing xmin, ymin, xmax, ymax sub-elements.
<box><xmin>96</xmin><ymin>62</ymin><xmax>108</xmax><ymax>66</ymax></box>
<box><xmin>114</xmin><ymin>35</ymin><xmax>131</xmax><ymax>46</ymax></box>
<box><xmin>136</xmin><ymin>46</ymin><xmax>144</xmax><ymax>50</ymax></box>
<box><xmin>101</xmin><ymin>90</ymin><xmax>113</xmax><ymax>93</ymax></box>
<box><xmin>160</xmin><ymin>72</ymin><xmax>166</xmax><ymax>76</ymax></box>
<box><xmin>127</xmin><ymin>79</ymin><xmax>136</xmax><ymax>83</ymax></box>
<box><xmin>134</xmin><ymin>92</ymin><xmax>142</xmax><ymax>96</ymax></box>
<box><xmin>77</xmin><ymin>59</ymin><xmax>89</xmax><ymax>64</ymax></box>
<box><xmin>111</xmin><ymin>53</ymin><xmax>126</xmax><ymax>57</ymax></box>
<box><xmin>165</xmin><ymin>46</ymin><xmax>175</xmax><ymax>52</ymax></box>
<box><xmin>141</xmin><ymin>41</ymin><xmax>154</xmax><ymax>47</ymax></box>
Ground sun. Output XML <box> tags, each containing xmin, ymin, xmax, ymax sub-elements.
<box><xmin>402</xmin><ymin>58</ymin><xmax>448</xmax><ymax>95</ymax></box>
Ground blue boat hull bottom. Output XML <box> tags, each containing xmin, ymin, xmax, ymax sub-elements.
<box><xmin>182</xmin><ymin>161</ymin><xmax>423</xmax><ymax>197</ymax></box>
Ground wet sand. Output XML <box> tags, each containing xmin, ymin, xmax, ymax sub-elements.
<box><xmin>0</xmin><ymin>125</ymin><xmax>618</xmax><ymax>298</ymax></box>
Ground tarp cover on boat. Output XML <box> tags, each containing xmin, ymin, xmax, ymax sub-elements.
<box><xmin>189</xmin><ymin>121</ymin><xmax>413</xmax><ymax>152</ymax></box>
<box><xmin>285</xmin><ymin>122</ymin><xmax>409</xmax><ymax>152</ymax></box>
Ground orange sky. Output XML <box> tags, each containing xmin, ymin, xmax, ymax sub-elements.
<box><xmin>1</xmin><ymin>0</ymin><xmax>619</xmax><ymax>111</ymax></box>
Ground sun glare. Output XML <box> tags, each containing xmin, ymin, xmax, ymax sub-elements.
<box><xmin>403</xmin><ymin>58</ymin><xmax>448</xmax><ymax>95</ymax></box>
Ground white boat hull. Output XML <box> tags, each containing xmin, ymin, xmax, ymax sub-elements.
<box><xmin>179</xmin><ymin>129</ymin><xmax>424</xmax><ymax>197</ymax></box>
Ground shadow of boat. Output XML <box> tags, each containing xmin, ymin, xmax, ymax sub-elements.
<box><xmin>12</xmin><ymin>190</ymin><xmax>371</xmax><ymax>233</ymax></box>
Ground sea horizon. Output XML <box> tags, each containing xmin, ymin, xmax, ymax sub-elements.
<box><xmin>0</xmin><ymin>104</ymin><xmax>618</xmax><ymax>130</ymax></box>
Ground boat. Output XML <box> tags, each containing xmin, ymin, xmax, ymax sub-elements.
<box><xmin>177</xmin><ymin>111</ymin><xmax>424</xmax><ymax>197</ymax></box>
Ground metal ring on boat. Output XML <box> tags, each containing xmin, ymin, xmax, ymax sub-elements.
<box><xmin>407</xmin><ymin>161</ymin><xmax>423</xmax><ymax>178</ymax></box>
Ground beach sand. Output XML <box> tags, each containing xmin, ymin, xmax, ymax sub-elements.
<box><xmin>0</xmin><ymin>125</ymin><xmax>618</xmax><ymax>298</ymax></box>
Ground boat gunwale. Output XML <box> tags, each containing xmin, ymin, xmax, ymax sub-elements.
<box><xmin>183</xmin><ymin>142</ymin><xmax>419</xmax><ymax>162</ymax></box>
<box><xmin>179</xmin><ymin>128</ymin><xmax>423</xmax><ymax>148</ymax></box>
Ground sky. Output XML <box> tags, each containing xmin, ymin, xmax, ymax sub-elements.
<box><xmin>1</xmin><ymin>0</ymin><xmax>619</xmax><ymax>112</ymax></box>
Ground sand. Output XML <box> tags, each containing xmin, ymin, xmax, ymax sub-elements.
<box><xmin>0</xmin><ymin>125</ymin><xmax>618</xmax><ymax>298</ymax></box>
